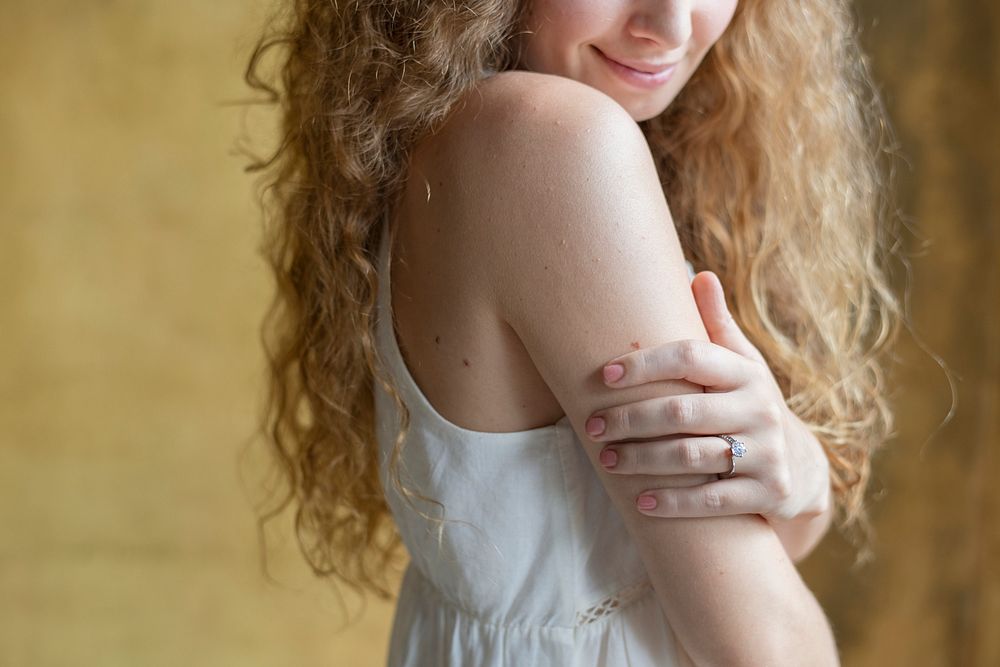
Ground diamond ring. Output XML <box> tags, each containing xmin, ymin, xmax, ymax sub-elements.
<box><xmin>715</xmin><ymin>434</ymin><xmax>747</xmax><ymax>479</ymax></box>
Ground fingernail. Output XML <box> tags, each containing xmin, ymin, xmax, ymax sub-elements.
<box><xmin>603</xmin><ymin>364</ymin><xmax>625</xmax><ymax>384</ymax></box>
<box><xmin>637</xmin><ymin>495</ymin><xmax>657</xmax><ymax>510</ymax></box>
<box><xmin>585</xmin><ymin>416</ymin><xmax>606</xmax><ymax>436</ymax></box>
<box><xmin>599</xmin><ymin>448</ymin><xmax>618</xmax><ymax>468</ymax></box>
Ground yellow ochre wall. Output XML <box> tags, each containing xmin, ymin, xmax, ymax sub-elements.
<box><xmin>1</xmin><ymin>1</ymin><xmax>996</xmax><ymax>665</ymax></box>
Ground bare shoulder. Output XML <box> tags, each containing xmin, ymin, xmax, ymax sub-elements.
<box><xmin>458</xmin><ymin>69</ymin><xmax>634</xmax><ymax>130</ymax></box>
<box><xmin>434</xmin><ymin>70</ymin><xmax>652</xmax><ymax>184</ymax></box>
<box><xmin>417</xmin><ymin>69</ymin><xmax>704</xmax><ymax>425</ymax></box>
<box><xmin>418</xmin><ymin>69</ymin><xmax>669</xmax><ymax>306</ymax></box>
<box><xmin>387</xmin><ymin>70</ymin><xmax>662</xmax><ymax>434</ymax></box>
<box><xmin>425</xmin><ymin>71</ymin><xmax>678</xmax><ymax>316</ymax></box>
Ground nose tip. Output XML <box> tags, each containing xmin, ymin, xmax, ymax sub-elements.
<box><xmin>629</xmin><ymin>5</ymin><xmax>693</xmax><ymax>50</ymax></box>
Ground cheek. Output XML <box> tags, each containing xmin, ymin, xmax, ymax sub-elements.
<box><xmin>521</xmin><ymin>0</ymin><xmax>613</xmax><ymax>71</ymax></box>
<box><xmin>692</xmin><ymin>1</ymin><xmax>738</xmax><ymax>52</ymax></box>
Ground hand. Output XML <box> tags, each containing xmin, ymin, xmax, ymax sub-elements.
<box><xmin>584</xmin><ymin>271</ymin><xmax>831</xmax><ymax>524</ymax></box>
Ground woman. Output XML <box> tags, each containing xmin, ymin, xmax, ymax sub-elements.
<box><xmin>243</xmin><ymin>0</ymin><xmax>901</xmax><ymax>664</ymax></box>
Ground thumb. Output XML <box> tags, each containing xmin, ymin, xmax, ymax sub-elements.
<box><xmin>692</xmin><ymin>271</ymin><xmax>766</xmax><ymax>363</ymax></box>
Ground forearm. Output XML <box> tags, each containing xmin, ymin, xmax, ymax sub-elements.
<box><xmin>778</xmin><ymin>582</ymin><xmax>841</xmax><ymax>667</ymax></box>
<box><xmin>616</xmin><ymin>475</ymin><xmax>836</xmax><ymax>665</ymax></box>
<box><xmin>639</xmin><ymin>512</ymin><xmax>839</xmax><ymax>666</ymax></box>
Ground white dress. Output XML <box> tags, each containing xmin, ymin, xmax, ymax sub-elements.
<box><xmin>373</xmin><ymin>211</ymin><xmax>698</xmax><ymax>666</ymax></box>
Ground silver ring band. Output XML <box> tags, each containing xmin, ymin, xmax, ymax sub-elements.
<box><xmin>715</xmin><ymin>434</ymin><xmax>747</xmax><ymax>479</ymax></box>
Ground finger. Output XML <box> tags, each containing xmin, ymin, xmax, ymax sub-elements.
<box><xmin>588</xmin><ymin>392</ymin><xmax>773</xmax><ymax>442</ymax></box>
<box><xmin>635</xmin><ymin>477</ymin><xmax>769</xmax><ymax>518</ymax></box>
<box><xmin>602</xmin><ymin>338</ymin><xmax>757</xmax><ymax>390</ymax></box>
<box><xmin>599</xmin><ymin>436</ymin><xmax>734</xmax><ymax>476</ymax></box>
<box><xmin>691</xmin><ymin>271</ymin><xmax>767</xmax><ymax>365</ymax></box>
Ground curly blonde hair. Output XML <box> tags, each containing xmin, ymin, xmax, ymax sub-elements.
<box><xmin>239</xmin><ymin>0</ymin><xmax>907</xmax><ymax>603</ymax></box>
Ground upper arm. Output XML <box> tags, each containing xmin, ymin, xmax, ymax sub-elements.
<box><xmin>450</xmin><ymin>73</ymin><xmax>821</xmax><ymax>665</ymax></box>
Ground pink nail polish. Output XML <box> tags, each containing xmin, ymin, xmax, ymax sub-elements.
<box><xmin>637</xmin><ymin>495</ymin><xmax>657</xmax><ymax>510</ymax></box>
<box><xmin>599</xmin><ymin>449</ymin><xmax>618</xmax><ymax>468</ymax></box>
<box><xmin>603</xmin><ymin>364</ymin><xmax>625</xmax><ymax>384</ymax></box>
<box><xmin>585</xmin><ymin>416</ymin><xmax>605</xmax><ymax>437</ymax></box>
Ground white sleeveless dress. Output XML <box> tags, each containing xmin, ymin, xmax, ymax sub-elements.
<box><xmin>373</xmin><ymin>212</ymin><xmax>698</xmax><ymax>666</ymax></box>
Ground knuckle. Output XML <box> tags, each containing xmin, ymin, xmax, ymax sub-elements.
<box><xmin>663</xmin><ymin>492</ymin><xmax>683</xmax><ymax>515</ymax></box>
<box><xmin>769</xmin><ymin>469</ymin><xmax>793</xmax><ymax>501</ymax></box>
<box><xmin>750</xmin><ymin>360</ymin><xmax>770</xmax><ymax>381</ymax></box>
<box><xmin>759</xmin><ymin>443</ymin><xmax>780</xmax><ymax>466</ymax></box>
<box><xmin>679</xmin><ymin>339</ymin><xmax>699</xmax><ymax>368</ymax></box>
<box><xmin>667</xmin><ymin>397</ymin><xmax>694</xmax><ymax>427</ymax></box>
<box><xmin>677</xmin><ymin>440</ymin><xmax>702</xmax><ymax>469</ymax></box>
<box><xmin>631</xmin><ymin>443</ymin><xmax>648</xmax><ymax>471</ymax></box>
<box><xmin>761</xmin><ymin>403</ymin><xmax>783</xmax><ymax>428</ymax></box>
<box><xmin>776</xmin><ymin>507</ymin><xmax>798</xmax><ymax>522</ymax></box>
<box><xmin>617</xmin><ymin>406</ymin><xmax>631</xmax><ymax>436</ymax></box>
<box><xmin>703</xmin><ymin>488</ymin><xmax>725</xmax><ymax>511</ymax></box>
<box><xmin>634</xmin><ymin>348</ymin><xmax>651</xmax><ymax>380</ymax></box>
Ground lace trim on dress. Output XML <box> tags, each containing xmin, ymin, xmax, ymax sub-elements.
<box><xmin>574</xmin><ymin>580</ymin><xmax>655</xmax><ymax>626</ymax></box>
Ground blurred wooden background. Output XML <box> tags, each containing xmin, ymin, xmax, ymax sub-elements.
<box><xmin>1</xmin><ymin>1</ymin><xmax>996</xmax><ymax>665</ymax></box>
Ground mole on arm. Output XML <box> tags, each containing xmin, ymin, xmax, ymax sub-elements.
<box><xmin>630</xmin><ymin>341</ymin><xmax>641</xmax><ymax>350</ymax></box>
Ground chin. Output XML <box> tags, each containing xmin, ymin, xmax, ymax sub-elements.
<box><xmin>627</xmin><ymin>103</ymin><xmax>669</xmax><ymax>122</ymax></box>
<box><xmin>610</xmin><ymin>95</ymin><xmax>673</xmax><ymax>123</ymax></box>
<box><xmin>582</xmin><ymin>73</ymin><xmax>677</xmax><ymax>122</ymax></box>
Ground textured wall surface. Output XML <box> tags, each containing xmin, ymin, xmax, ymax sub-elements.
<box><xmin>0</xmin><ymin>2</ymin><xmax>398</xmax><ymax>665</ymax></box>
<box><xmin>1</xmin><ymin>1</ymin><xmax>996</xmax><ymax>666</ymax></box>
<box><xmin>800</xmin><ymin>2</ymin><xmax>1000</xmax><ymax>665</ymax></box>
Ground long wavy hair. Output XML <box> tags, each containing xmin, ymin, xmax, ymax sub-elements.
<box><xmin>239</xmin><ymin>0</ymin><xmax>909</xmax><ymax>603</ymax></box>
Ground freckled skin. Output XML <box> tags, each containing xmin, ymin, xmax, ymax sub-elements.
<box><xmin>396</xmin><ymin>5</ymin><xmax>737</xmax><ymax>432</ymax></box>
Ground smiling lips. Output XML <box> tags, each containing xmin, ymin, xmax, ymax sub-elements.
<box><xmin>593</xmin><ymin>46</ymin><xmax>679</xmax><ymax>89</ymax></box>
<box><xmin>604</xmin><ymin>52</ymin><xmax>678</xmax><ymax>74</ymax></box>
